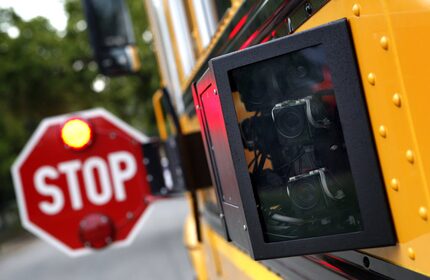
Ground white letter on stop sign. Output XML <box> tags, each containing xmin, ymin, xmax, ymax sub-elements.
<box><xmin>58</xmin><ymin>160</ymin><xmax>83</xmax><ymax>210</ymax></box>
<box><xmin>34</xmin><ymin>167</ymin><xmax>64</xmax><ymax>215</ymax></box>
<box><xmin>108</xmin><ymin>151</ymin><xmax>137</xmax><ymax>201</ymax></box>
<box><xmin>83</xmin><ymin>157</ymin><xmax>113</xmax><ymax>205</ymax></box>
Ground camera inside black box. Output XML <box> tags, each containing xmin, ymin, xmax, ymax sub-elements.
<box><xmin>229</xmin><ymin>45</ymin><xmax>362</xmax><ymax>242</ymax></box>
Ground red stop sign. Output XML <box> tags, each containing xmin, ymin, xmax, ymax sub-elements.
<box><xmin>12</xmin><ymin>108</ymin><xmax>153</xmax><ymax>256</ymax></box>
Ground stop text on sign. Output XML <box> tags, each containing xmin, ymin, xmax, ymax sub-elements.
<box><xmin>34</xmin><ymin>150</ymin><xmax>137</xmax><ymax>215</ymax></box>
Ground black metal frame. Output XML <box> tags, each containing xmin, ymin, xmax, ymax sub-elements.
<box><xmin>195</xmin><ymin>19</ymin><xmax>395</xmax><ymax>259</ymax></box>
<box><xmin>192</xmin><ymin>74</ymin><xmax>231</xmax><ymax>241</ymax></box>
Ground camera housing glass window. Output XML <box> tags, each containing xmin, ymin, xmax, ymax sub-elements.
<box><xmin>193</xmin><ymin>19</ymin><xmax>395</xmax><ymax>260</ymax></box>
<box><xmin>231</xmin><ymin>44</ymin><xmax>362</xmax><ymax>242</ymax></box>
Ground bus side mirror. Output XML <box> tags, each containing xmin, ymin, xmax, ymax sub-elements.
<box><xmin>82</xmin><ymin>0</ymin><xmax>141</xmax><ymax>76</ymax></box>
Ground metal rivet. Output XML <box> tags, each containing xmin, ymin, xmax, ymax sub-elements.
<box><xmin>243</xmin><ymin>225</ymin><xmax>247</xmax><ymax>231</ymax></box>
<box><xmin>352</xmin><ymin>4</ymin><xmax>360</xmax><ymax>17</ymax></box>
<box><xmin>406</xmin><ymin>150</ymin><xmax>414</xmax><ymax>164</ymax></box>
<box><xmin>378</xmin><ymin>125</ymin><xmax>387</xmax><ymax>138</ymax></box>
<box><xmin>304</xmin><ymin>2</ymin><xmax>313</xmax><ymax>15</ymax></box>
<box><xmin>392</xmin><ymin>93</ymin><xmax>401</xmax><ymax>107</ymax></box>
<box><xmin>419</xmin><ymin>207</ymin><xmax>428</xmax><ymax>221</ymax></box>
<box><xmin>408</xmin><ymin>247</ymin><xmax>416</xmax><ymax>260</ymax></box>
<box><xmin>213</xmin><ymin>89</ymin><xmax>218</xmax><ymax>95</ymax></box>
<box><xmin>380</xmin><ymin>36</ymin><xmax>389</xmax><ymax>50</ymax></box>
<box><xmin>390</xmin><ymin>178</ymin><xmax>399</xmax><ymax>191</ymax></box>
<box><xmin>367</xmin><ymin>73</ymin><xmax>376</xmax><ymax>85</ymax></box>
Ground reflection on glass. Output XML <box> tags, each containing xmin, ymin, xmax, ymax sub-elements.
<box><xmin>230</xmin><ymin>45</ymin><xmax>362</xmax><ymax>242</ymax></box>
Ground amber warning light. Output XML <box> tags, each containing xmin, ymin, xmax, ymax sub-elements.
<box><xmin>61</xmin><ymin>118</ymin><xmax>93</xmax><ymax>150</ymax></box>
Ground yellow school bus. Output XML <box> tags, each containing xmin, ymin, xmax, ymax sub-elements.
<box><xmin>143</xmin><ymin>0</ymin><xmax>430</xmax><ymax>279</ymax></box>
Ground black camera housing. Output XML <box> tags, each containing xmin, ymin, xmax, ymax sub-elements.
<box><xmin>192</xmin><ymin>19</ymin><xmax>395</xmax><ymax>260</ymax></box>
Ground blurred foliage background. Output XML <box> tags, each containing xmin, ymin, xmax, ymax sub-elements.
<box><xmin>0</xmin><ymin>0</ymin><xmax>159</xmax><ymax>235</ymax></box>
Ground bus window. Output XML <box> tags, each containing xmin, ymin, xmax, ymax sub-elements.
<box><xmin>186</xmin><ymin>0</ymin><xmax>232</xmax><ymax>51</ymax></box>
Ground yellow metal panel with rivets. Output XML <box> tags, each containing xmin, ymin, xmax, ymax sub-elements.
<box><xmin>297</xmin><ymin>0</ymin><xmax>430</xmax><ymax>276</ymax></box>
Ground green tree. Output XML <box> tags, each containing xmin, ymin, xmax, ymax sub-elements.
<box><xmin>0</xmin><ymin>0</ymin><xmax>160</xmax><ymax>212</ymax></box>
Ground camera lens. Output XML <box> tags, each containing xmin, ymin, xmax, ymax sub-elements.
<box><xmin>275</xmin><ymin>108</ymin><xmax>305</xmax><ymax>139</ymax></box>
<box><xmin>288</xmin><ymin>181</ymin><xmax>320</xmax><ymax>210</ymax></box>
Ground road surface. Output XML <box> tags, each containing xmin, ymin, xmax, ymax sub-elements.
<box><xmin>0</xmin><ymin>197</ymin><xmax>194</xmax><ymax>280</ymax></box>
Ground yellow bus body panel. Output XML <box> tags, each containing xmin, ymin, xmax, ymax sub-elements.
<box><xmin>296</xmin><ymin>0</ymin><xmax>430</xmax><ymax>276</ymax></box>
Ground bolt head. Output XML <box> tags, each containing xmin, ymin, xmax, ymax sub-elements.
<box><xmin>408</xmin><ymin>247</ymin><xmax>416</xmax><ymax>260</ymax></box>
<box><xmin>406</xmin><ymin>150</ymin><xmax>414</xmax><ymax>164</ymax></box>
<box><xmin>419</xmin><ymin>207</ymin><xmax>428</xmax><ymax>221</ymax></box>
<box><xmin>378</xmin><ymin>125</ymin><xmax>387</xmax><ymax>138</ymax></box>
<box><xmin>380</xmin><ymin>36</ymin><xmax>389</xmax><ymax>50</ymax></box>
<box><xmin>367</xmin><ymin>73</ymin><xmax>376</xmax><ymax>85</ymax></box>
<box><xmin>352</xmin><ymin>4</ymin><xmax>361</xmax><ymax>17</ymax></box>
<box><xmin>392</xmin><ymin>93</ymin><xmax>401</xmax><ymax>107</ymax></box>
<box><xmin>304</xmin><ymin>2</ymin><xmax>313</xmax><ymax>15</ymax></box>
<box><xmin>390</xmin><ymin>178</ymin><xmax>399</xmax><ymax>191</ymax></box>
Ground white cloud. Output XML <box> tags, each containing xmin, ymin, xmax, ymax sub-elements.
<box><xmin>0</xmin><ymin>0</ymin><xmax>68</xmax><ymax>31</ymax></box>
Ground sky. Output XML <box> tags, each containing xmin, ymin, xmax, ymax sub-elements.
<box><xmin>0</xmin><ymin>0</ymin><xmax>68</xmax><ymax>30</ymax></box>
